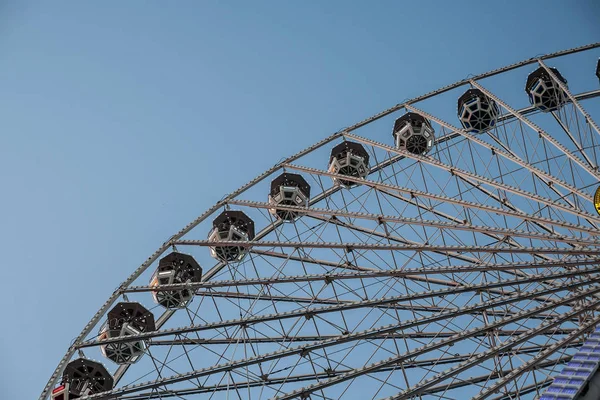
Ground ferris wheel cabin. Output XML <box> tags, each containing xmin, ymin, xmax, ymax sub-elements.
<box><xmin>457</xmin><ymin>88</ymin><xmax>500</xmax><ymax>133</ymax></box>
<box><xmin>392</xmin><ymin>112</ymin><xmax>435</xmax><ymax>155</ymax></box>
<box><xmin>208</xmin><ymin>210</ymin><xmax>255</xmax><ymax>262</ymax></box>
<box><xmin>525</xmin><ymin>66</ymin><xmax>568</xmax><ymax>112</ymax></box>
<box><xmin>98</xmin><ymin>302</ymin><xmax>156</xmax><ymax>364</ymax></box>
<box><xmin>52</xmin><ymin>358</ymin><xmax>113</xmax><ymax>399</ymax></box>
<box><xmin>269</xmin><ymin>172</ymin><xmax>311</xmax><ymax>221</ymax></box>
<box><xmin>150</xmin><ymin>252</ymin><xmax>202</xmax><ymax>309</ymax></box>
<box><xmin>328</xmin><ymin>141</ymin><xmax>371</xmax><ymax>188</ymax></box>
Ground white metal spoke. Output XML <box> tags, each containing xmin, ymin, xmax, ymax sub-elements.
<box><xmin>538</xmin><ymin>58</ymin><xmax>600</xmax><ymax>139</ymax></box>
<box><xmin>282</xmin><ymin>164</ymin><xmax>600</xmax><ymax>236</ymax></box>
<box><xmin>79</xmin><ymin>266</ymin><xmax>600</xmax><ymax>349</ymax></box>
<box><xmin>225</xmin><ymin>200</ymin><xmax>600</xmax><ymax>246</ymax></box>
<box><xmin>175</xmin><ymin>239</ymin><xmax>600</xmax><ymax>256</ymax></box>
<box><xmin>343</xmin><ymin>133</ymin><xmax>600</xmax><ymax>223</ymax></box>
<box><xmin>122</xmin><ymin>258</ymin><xmax>600</xmax><ymax>293</ymax></box>
<box><xmin>470</xmin><ymin>80</ymin><xmax>600</xmax><ymax>179</ymax></box>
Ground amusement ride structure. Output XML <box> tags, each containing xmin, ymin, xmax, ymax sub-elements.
<box><xmin>42</xmin><ymin>43</ymin><xmax>600</xmax><ymax>399</ymax></box>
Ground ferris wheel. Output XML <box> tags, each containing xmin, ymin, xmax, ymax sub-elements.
<box><xmin>41</xmin><ymin>43</ymin><xmax>600</xmax><ymax>400</ymax></box>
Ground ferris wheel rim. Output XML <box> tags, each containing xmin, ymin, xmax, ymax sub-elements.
<box><xmin>40</xmin><ymin>42</ymin><xmax>600</xmax><ymax>400</ymax></box>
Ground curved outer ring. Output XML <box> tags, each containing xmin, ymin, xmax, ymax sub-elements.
<box><xmin>39</xmin><ymin>41</ymin><xmax>600</xmax><ymax>400</ymax></box>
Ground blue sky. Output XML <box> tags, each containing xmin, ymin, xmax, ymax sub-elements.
<box><xmin>0</xmin><ymin>1</ymin><xmax>598</xmax><ymax>397</ymax></box>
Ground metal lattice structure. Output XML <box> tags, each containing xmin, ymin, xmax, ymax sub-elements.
<box><xmin>41</xmin><ymin>43</ymin><xmax>600</xmax><ymax>400</ymax></box>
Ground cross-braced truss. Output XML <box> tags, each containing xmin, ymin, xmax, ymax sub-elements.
<box><xmin>41</xmin><ymin>43</ymin><xmax>600</xmax><ymax>400</ymax></box>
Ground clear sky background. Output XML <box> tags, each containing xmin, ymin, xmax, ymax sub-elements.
<box><xmin>0</xmin><ymin>1</ymin><xmax>598</xmax><ymax>397</ymax></box>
